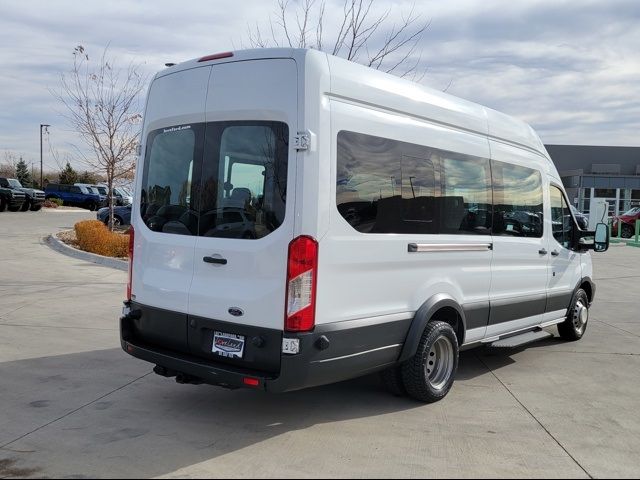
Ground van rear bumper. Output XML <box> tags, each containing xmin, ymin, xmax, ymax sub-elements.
<box><xmin>120</xmin><ymin>304</ymin><xmax>411</xmax><ymax>393</ymax></box>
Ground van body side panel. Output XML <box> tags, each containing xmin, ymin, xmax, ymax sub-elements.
<box><xmin>187</xmin><ymin>59</ymin><xmax>298</xmax><ymax>333</ymax></box>
<box><xmin>326</xmin><ymin>55</ymin><xmax>489</xmax><ymax>138</ymax></box>
<box><xmin>486</xmin><ymin>140</ymin><xmax>549</xmax><ymax>337</ymax></box>
<box><xmin>319</xmin><ymin>100</ymin><xmax>492</xmax><ymax>343</ymax></box>
<box><xmin>132</xmin><ymin>67</ymin><xmax>211</xmax><ymax>315</ymax></box>
<box><xmin>296</xmin><ymin>51</ymin><xmax>332</xmax><ymax>240</ymax></box>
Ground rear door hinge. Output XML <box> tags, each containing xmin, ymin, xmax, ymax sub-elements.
<box><xmin>294</xmin><ymin>131</ymin><xmax>311</xmax><ymax>151</ymax></box>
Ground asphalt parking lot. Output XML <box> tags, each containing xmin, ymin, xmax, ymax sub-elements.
<box><xmin>1</xmin><ymin>209</ymin><xmax>639</xmax><ymax>478</ymax></box>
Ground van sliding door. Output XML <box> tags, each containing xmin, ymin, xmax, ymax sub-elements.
<box><xmin>487</xmin><ymin>141</ymin><xmax>548</xmax><ymax>336</ymax></box>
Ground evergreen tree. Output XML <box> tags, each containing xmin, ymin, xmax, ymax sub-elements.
<box><xmin>78</xmin><ymin>170</ymin><xmax>99</xmax><ymax>184</ymax></box>
<box><xmin>59</xmin><ymin>162</ymin><xmax>78</xmax><ymax>185</ymax></box>
<box><xmin>15</xmin><ymin>157</ymin><xmax>32</xmax><ymax>187</ymax></box>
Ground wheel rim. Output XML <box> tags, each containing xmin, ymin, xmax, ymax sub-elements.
<box><xmin>113</xmin><ymin>217</ymin><xmax>121</xmax><ymax>226</ymax></box>
<box><xmin>425</xmin><ymin>335</ymin><xmax>455</xmax><ymax>391</ymax></box>
<box><xmin>573</xmin><ymin>299</ymin><xmax>588</xmax><ymax>334</ymax></box>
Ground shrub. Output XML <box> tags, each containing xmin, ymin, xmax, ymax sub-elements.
<box><xmin>74</xmin><ymin>220</ymin><xmax>129</xmax><ymax>258</ymax></box>
<box><xmin>44</xmin><ymin>198</ymin><xmax>64</xmax><ymax>208</ymax></box>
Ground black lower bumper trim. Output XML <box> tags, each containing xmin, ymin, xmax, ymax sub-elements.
<box><xmin>120</xmin><ymin>305</ymin><xmax>411</xmax><ymax>393</ymax></box>
<box><xmin>122</xmin><ymin>338</ymin><xmax>273</xmax><ymax>390</ymax></box>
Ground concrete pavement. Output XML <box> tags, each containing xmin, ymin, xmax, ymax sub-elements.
<box><xmin>0</xmin><ymin>209</ymin><xmax>639</xmax><ymax>478</ymax></box>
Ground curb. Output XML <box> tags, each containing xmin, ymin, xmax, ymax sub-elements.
<box><xmin>46</xmin><ymin>233</ymin><xmax>128</xmax><ymax>272</ymax></box>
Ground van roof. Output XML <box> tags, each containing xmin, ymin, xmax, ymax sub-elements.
<box><xmin>158</xmin><ymin>48</ymin><xmax>549</xmax><ymax>159</ymax></box>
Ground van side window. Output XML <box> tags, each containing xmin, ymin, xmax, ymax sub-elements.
<box><xmin>492</xmin><ymin>162</ymin><xmax>543</xmax><ymax>238</ymax></box>
<box><xmin>550</xmin><ymin>185</ymin><xmax>573</xmax><ymax>249</ymax></box>
<box><xmin>440</xmin><ymin>155</ymin><xmax>492</xmax><ymax>235</ymax></box>
<box><xmin>337</xmin><ymin>130</ymin><xmax>497</xmax><ymax>235</ymax></box>
<box><xmin>336</xmin><ymin>131</ymin><xmax>437</xmax><ymax>234</ymax></box>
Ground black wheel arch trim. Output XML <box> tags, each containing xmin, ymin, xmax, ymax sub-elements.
<box><xmin>575</xmin><ymin>276</ymin><xmax>595</xmax><ymax>306</ymax></box>
<box><xmin>397</xmin><ymin>294</ymin><xmax>466</xmax><ymax>363</ymax></box>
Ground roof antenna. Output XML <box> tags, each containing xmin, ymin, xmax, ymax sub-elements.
<box><xmin>165</xmin><ymin>63</ymin><xmax>176</xmax><ymax>67</ymax></box>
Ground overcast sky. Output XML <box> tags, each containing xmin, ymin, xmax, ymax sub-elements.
<box><xmin>0</xmin><ymin>0</ymin><xmax>638</xmax><ymax>172</ymax></box>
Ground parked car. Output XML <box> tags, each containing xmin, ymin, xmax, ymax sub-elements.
<box><xmin>44</xmin><ymin>183</ymin><xmax>106</xmax><ymax>211</ymax></box>
<box><xmin>97</xmin><ymin>205</ymin><xmax>131</xmax><ymax>226</ymax></box>
<box><xmin>612</xmin><ymin>206</ymin><xmax>640</xmax><ymax>238</ymax></box>
<box><xmin>75</xmin><ymin>183</ymin><xmax>108</xmax><ymax>206</ymax></box>
<box><xmin>0</xmin><ymin>177</ymin><xmax>44</xmax><ymax>211</ymax></box>
<box><xmin>95</xmin><ymin>184</ymin><xmax>133</xmax><ymax>206</ymax></box>
<box><xmin>114</xmin><ymin>187</ymin><xmax>133</xmax><ymax>206</ymax></box>
<box><xmin>120</xmin><ymin>48</ymin><xmax>609</xmax><ymax>404</ymax></box>
<box><xmin>0</xmin><ymin>183</ymin><xmax>26</xmax><ymax>212</ymax></box>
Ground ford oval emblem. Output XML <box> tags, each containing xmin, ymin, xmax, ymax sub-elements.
<box><xmin>228</xmin><ymin>307</ymin><xmax>244</xmax><ymax>317</ymax></box>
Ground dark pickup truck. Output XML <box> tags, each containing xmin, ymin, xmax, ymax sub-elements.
<box><xmin>0</xmin><ymin>183</ymin><xmax>27</xmax><ymax>212</ymax></box>
<box><xmin>0</xmin><ymin>178</ymin><xmax>45</xmax><ymax>211</ymax></box>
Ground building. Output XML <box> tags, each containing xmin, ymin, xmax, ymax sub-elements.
<box><xmin>545</xmin><ymin>144</ymin><xmax>640</xmax><ymax>217</ymax></box>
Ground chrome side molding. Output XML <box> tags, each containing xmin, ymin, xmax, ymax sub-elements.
<box><xmin>408</xmin><ymin>243</ymin><xmax>493</xmax><ymax>253</ymax></box>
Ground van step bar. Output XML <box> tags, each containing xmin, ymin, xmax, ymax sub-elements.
<box><xmin>487</xmin><ymin>330</ymin><xmax>553</xmax><ymax>348</ymax></box>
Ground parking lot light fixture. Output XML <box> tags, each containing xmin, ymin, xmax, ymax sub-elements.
<box><xmin>40</xmin><ymin>124</ymin><xmax>50</xmax><ymax>188</ymax></box>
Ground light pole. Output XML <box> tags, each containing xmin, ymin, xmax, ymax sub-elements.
<box><xmin>40</xmin><ymin>124</ymin><xmax>50</xmax><ymax>188</ymax></box>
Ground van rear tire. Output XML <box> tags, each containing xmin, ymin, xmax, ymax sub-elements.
<box><xmin>557</xmin><ymin>289</ymin><xmax>589</xmax><ymax>341</ymax></box>
<box><xmin>379</xmin><ymin>366</ymin><xmax>406</xmax><ymax>397</ymax></box>
<box><xmin>401</xmin><ymin>321</ymin><xmax>458</xmax><ymax>403</ymax></box>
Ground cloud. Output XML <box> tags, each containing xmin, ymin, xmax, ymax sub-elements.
<box><xmin>0</xmin><ymin>0</ymin><xmax>638</xmax><ymax>172</ymax></box>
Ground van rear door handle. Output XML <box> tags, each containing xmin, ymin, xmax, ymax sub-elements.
<box><xmin>538</xmin><ymin>248</ymin><xmax>547</xmax><ymax>255</ymax></box>
<box><xmin>203</xmin><ymin>256</ymin><xmax>227</xmax><ymax>265</ymax></box>
<box><xmin>551</xmin><ymin>250</ymin><xmax>560</xmax><ymax>256</ymax></box>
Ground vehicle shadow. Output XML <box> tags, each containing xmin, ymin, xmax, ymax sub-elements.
<box><xmin>0</xmin><ymin>346</ymin><xmax>497</xmax><ymax>478</ymax></box>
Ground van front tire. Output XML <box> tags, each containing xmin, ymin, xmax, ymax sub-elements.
<box><xmin>558</xmin><ymin>289</ymin><xmax>589</xmax><ymax>341</ymax></box>
<box><xmin>401</xmin><ymin>321</ymin><xmax>459</xmax><ymax>403</ymax></box>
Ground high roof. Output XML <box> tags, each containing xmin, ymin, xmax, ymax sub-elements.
<box><xmin>160</xmin><ymin>48</ymin><xmax>548</xmax><ymax>158</ymax></box>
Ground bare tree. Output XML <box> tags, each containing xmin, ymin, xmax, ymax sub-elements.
<box><xmin>0</xmin><ymin>151</ymin><xmax>19</xmax><ymax>178</ymax></box>
<box><xmin>247</xmin><ymin>0</ymin><xmax>429</xmax><ymax>79</ymax></box>
<box><xmin>52</xmin><ymin>45</ymin><xmax>147</xmax><ymax>229</ymax></box>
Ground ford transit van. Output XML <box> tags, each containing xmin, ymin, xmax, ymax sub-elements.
<box><xmin>121</xmin><ymin>49</ymin><xmax>609</xmax><ymax>403</ymax></box>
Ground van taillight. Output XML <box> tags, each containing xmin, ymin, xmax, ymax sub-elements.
<box><xmin>285</xmin><ymin>236</ymin><xmax>318</xmax><ymax>332</ymax></box>
<box><xmin>127</xmin><ymin>226</ymin><xmax>134</xmax><ymax>301</ymax></box>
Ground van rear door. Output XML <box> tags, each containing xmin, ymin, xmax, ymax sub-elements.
<box><xmin>133</xmin><ymin>66</ymin><xmax>210</xmax><ymax>352</ymax></box>
<box><xmin>186</xmin><ymin>59</ymin><xmax>298</xmax><ymax>368</ymax></box>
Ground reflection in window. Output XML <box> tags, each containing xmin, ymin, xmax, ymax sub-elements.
<box><xmin>550</xmin><ymin>185</ymin><xmax>572</xmax><ymax>248</ymax></box>
<box><xmin>199</xmin><ymin>122</ymin><xmax>288</xmax><ymax>239</ymax></box>
<box><xmin>440</xmin><ymin>156</ymin><xmax>492</xmax><ymax>235</ymax></box>
<box><xmin>402</xmin><ymin>155</ymin><xmax>436</xmax><ymax>233</ymax></box>
<box><xmin>140</xmin><ymin>122</ymin><xmax>288</xmax><ymax>239</ymax></box>
<box><xmin>336</xmin><ymin>132</ymin><xmax>402</xmax><ymax>233</ymax></box>
<box><xmin>337</xmin><ymin>131</ymin><xmax>441</xmax><ymax>234</ymax></box>
<box><xmin>492</xmin><ymin>162</ymin><xmax>543</xmax><ymax>238</ymax></box>
<box><xmin>140</xmin><ymin>125</ymin><xmax>200</xmax><ymax>236</ymax></box>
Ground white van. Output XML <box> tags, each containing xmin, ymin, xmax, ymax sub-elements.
<box><xmin>121</xmin><ymin>48</ymin><xmax>609</xmax><ymax>403</ymax></box>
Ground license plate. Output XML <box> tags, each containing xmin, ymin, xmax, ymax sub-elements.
<box><xmin>212</xmin><ymin>331</ymin><xmax>245</xmax><ymax>359</ymax></box>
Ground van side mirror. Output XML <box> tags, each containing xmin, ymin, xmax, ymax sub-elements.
<box><xmin>594</xmin><ymin>222</ymin><xmax>609</xmax><ymax>252</ymax></box>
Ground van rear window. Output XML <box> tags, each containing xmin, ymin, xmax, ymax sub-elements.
<box><xmin>140</xmin><ymin>122</ymin><xmax>288</xmax><ymax>238</ymax></box>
